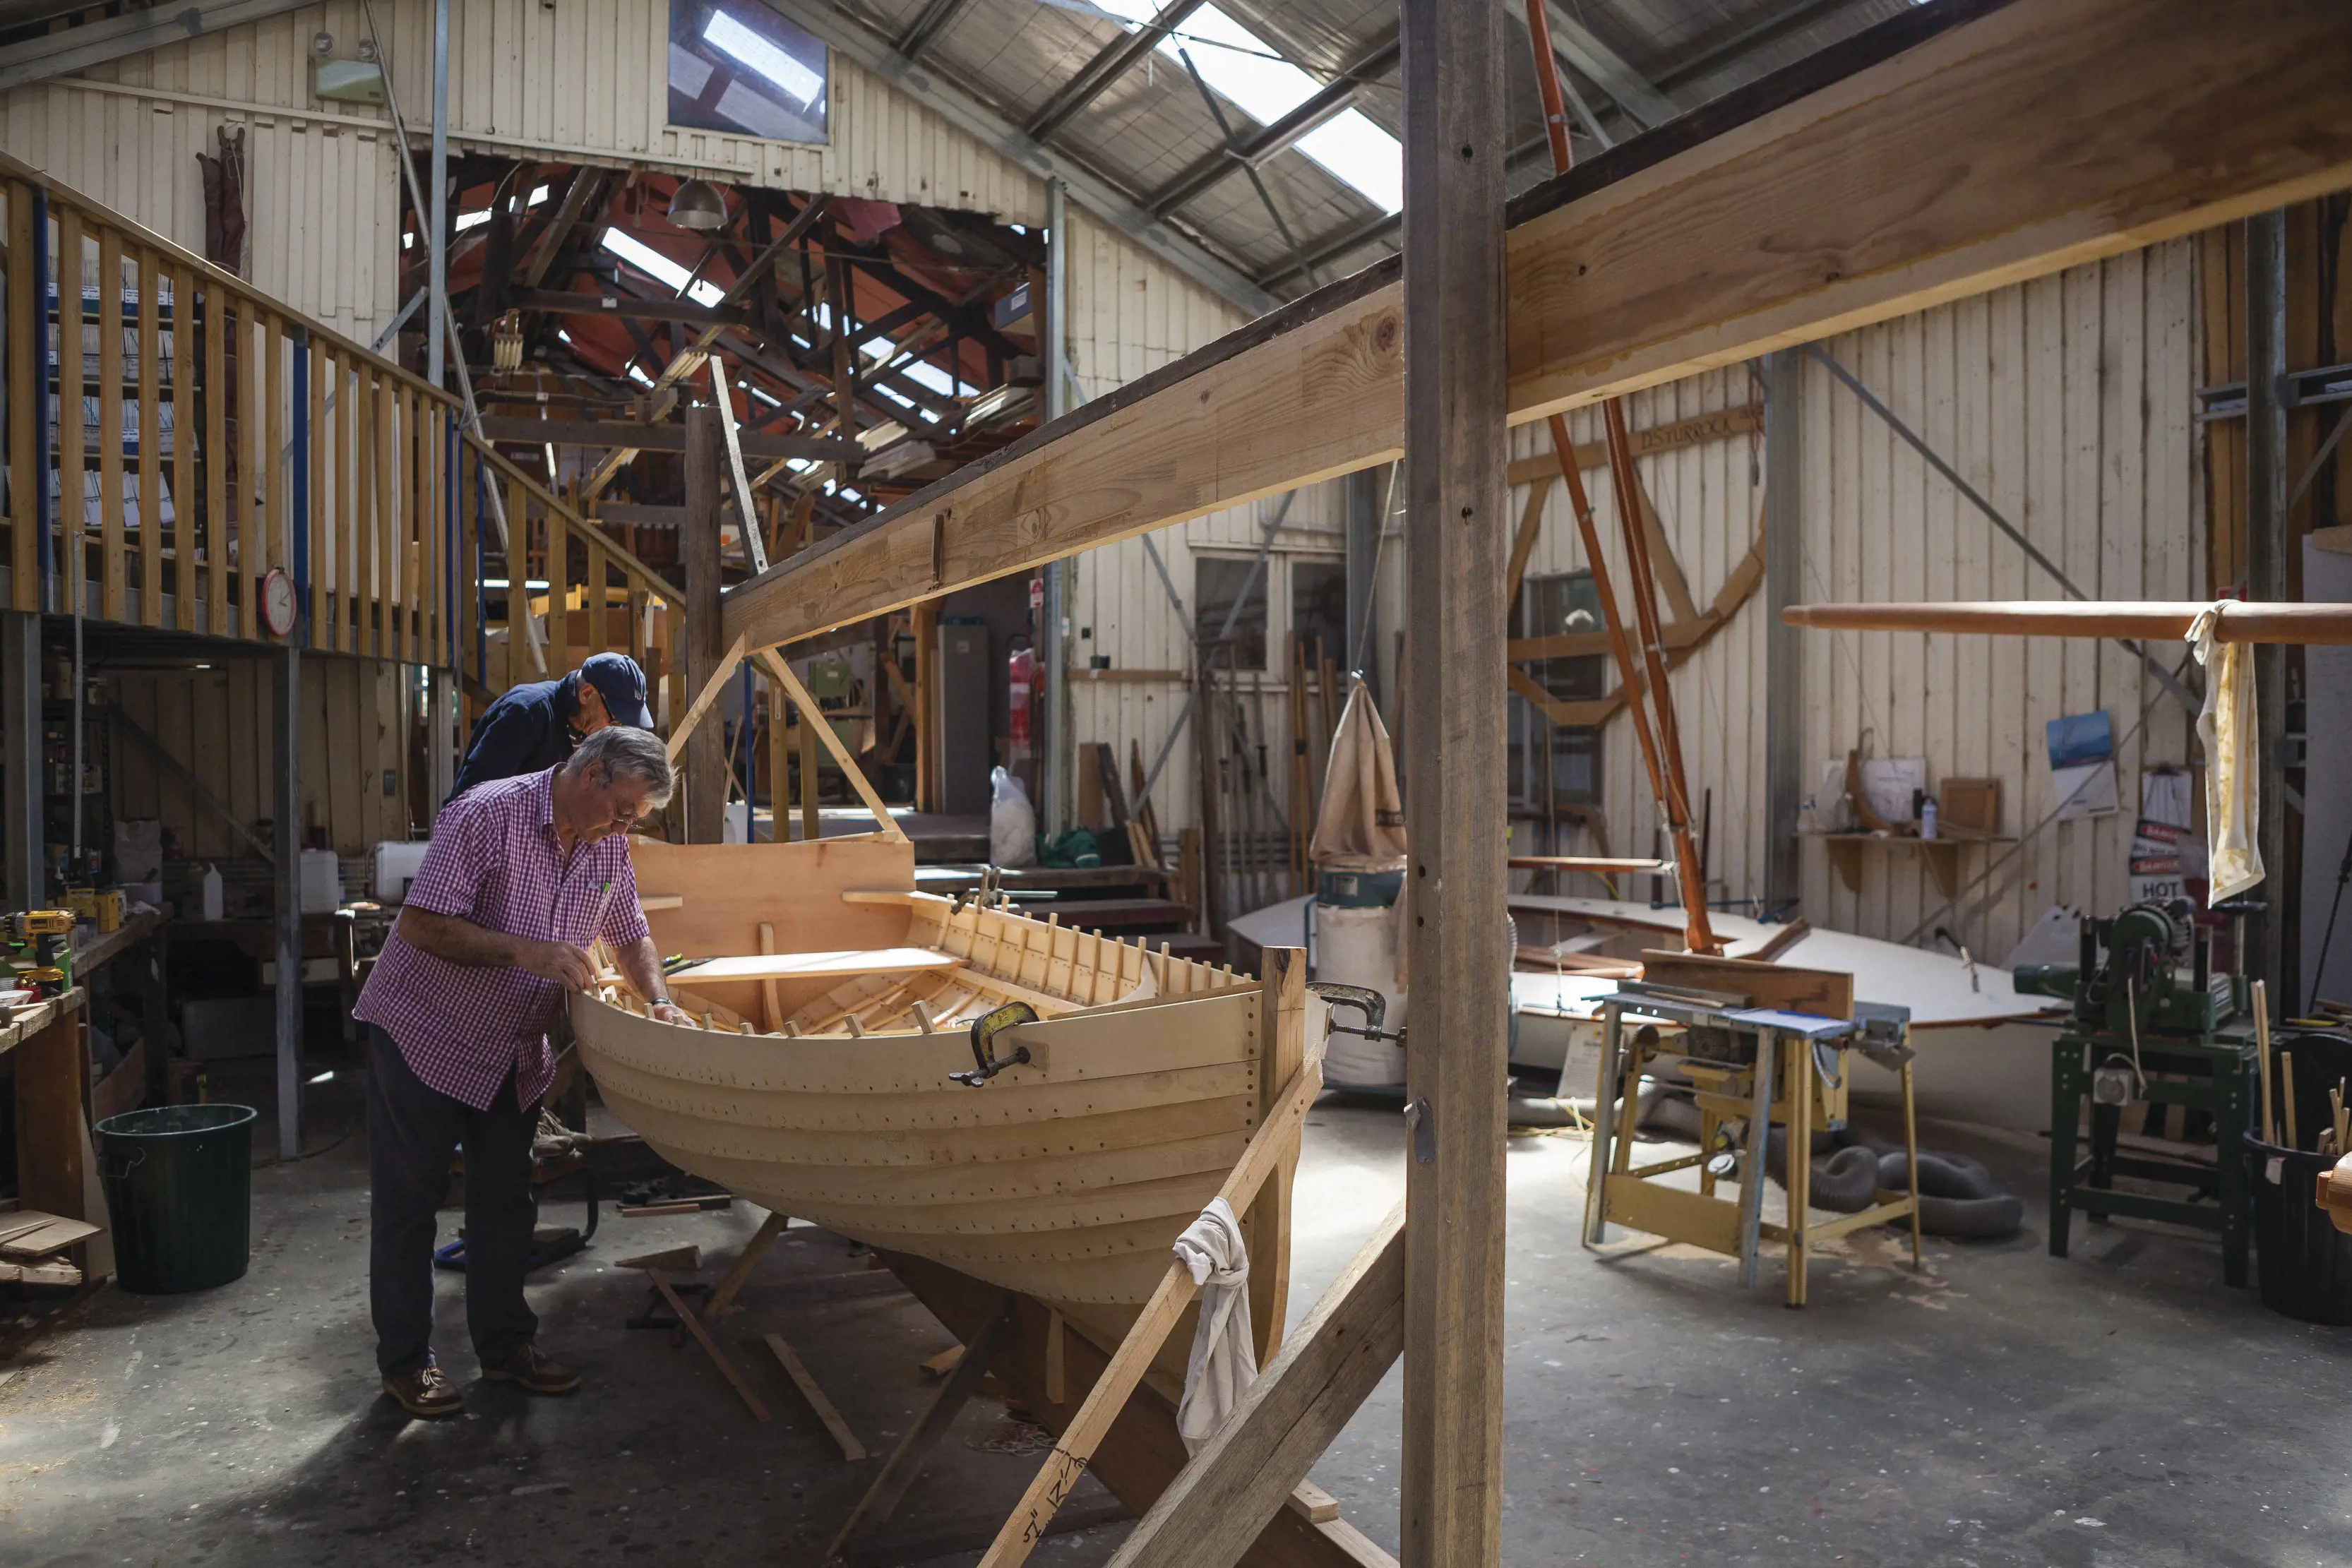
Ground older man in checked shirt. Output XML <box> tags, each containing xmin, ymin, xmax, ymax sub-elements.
<box><xmin>354</xmin><ymin>726</ymin><xmax>695</xmax><ymax>1418</ymax></box>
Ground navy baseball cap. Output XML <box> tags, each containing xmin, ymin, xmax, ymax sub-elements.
<box><xmin>580</xmin><ymin>652</ymin><xmax>654</xmax><ymax>729</ymax></box>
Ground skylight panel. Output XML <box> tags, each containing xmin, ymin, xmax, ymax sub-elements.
<box><xmin>1087</xmin><ymin>0</ymin><xmax>1400</xmax><ymax>215</ymax></box>
<box><xmin>704</xmin><ymin>9</ymin><xmax>824</xmax><ymax>107</ymax></box>
<box><xmin>897</xmin><ymin>359</ymin><xmax>957</xmax><ymax>397</ymax></box>
<box><xmin>599</xmin><ymin>228</ymin><xmax>725</xmax><ymax>306</ymax></box>
<box><xmin>453</xmin><ymin>184</ymin><xmax>551</xmax><ymax>233</ymax></box>
<box><xmin>1296</xmin><ymin>111</ymin><xmax>1402</xmax><ymax>214</ymax></box>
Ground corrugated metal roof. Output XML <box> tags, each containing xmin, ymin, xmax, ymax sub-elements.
<box><xmin>820</xmin><ymin>0</ymin><xmax>1922</xmax><ymax>299</ymax></box>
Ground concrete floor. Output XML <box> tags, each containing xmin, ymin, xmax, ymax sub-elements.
<box><xmin>4</xmin><ymin>1060</ymin><xmax>2349</xmax><ymax>1567</ymax></box>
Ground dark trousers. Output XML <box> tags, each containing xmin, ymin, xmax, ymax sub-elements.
<box><xmin>366</xmin><ymin>1026</ymin><xmax>540</xmax><ymax>1377</ymax></box>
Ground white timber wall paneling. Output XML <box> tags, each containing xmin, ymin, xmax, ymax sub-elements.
<box><xmin>4</xmin><ymin>0</ymin><xmax>1043</xmax><ymax>221</ymax></box>
<box><xmin>0</xmin><ymin>74</ymin><xmax>402</xmax><ymax>340</ymax></box>
<box><xmin>1501</xmin><ymin>241</ymin><xmax>2199</xmax><ymax>961</ymax></box>
<box><xmin>1059</xmin><ymin>204</ymin><xmax>1354</xmax><ymax>849</ymax></box>
<box><xmin>112</xmin><ymin>654</ymin><xmax>417</xmax><ymax>859</ymax></box>
<box><xmin>1791</xmin><ymin>242</ymin><xmax>2197</xmax><ymax>962</ymax></box>
<box><xmin>1503</xmin><ymin>367</ymin><xmax>1768</xmax><ymax>904</ymax></box>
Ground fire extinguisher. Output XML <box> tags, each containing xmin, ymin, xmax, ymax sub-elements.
<box><xmin>1006</xmin><ymin>642</ymin><xmax>1037</xmax><ymax>771</ymax></box>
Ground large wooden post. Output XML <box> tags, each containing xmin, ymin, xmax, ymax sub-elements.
<box><xmin>683</xmin><ymin>407</ymin><xmax>729</xmax><ymax>842</ymax></box>
<box><xmin>913</xmin><ymin>599</ymin><xmax>940</xmax><ymax>813</ymax></box>
<box><xmin>1397</xmin><ymin>0</ymin><xmax>1508</xmax><ymax>1562</ymax></box>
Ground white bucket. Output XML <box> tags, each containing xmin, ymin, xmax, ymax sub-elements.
<box><xmin>1314</xmin><ymin>900</ymin><xmax>1406</xmax><ymax>1088</ymax></box>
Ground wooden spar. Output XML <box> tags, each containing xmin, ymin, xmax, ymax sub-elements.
<box><xmin>1514</xmin><ymin>0</ymin><xmax>1713</xmax><ymax>959</ymax></box>
<box><xmin>1602</xmin><ymin>399</ymin><xmax>1719</xmax><ymax>955</ymax></box>
<box><xmin>973</xmin><ymin>1048</ymin><xmax>1326</xmax><ymax>1568</ymax></box>
<box><xmin>1784</xmin><ymin>599</ymin><xmax>2352</xmax><ymax>645</ymax></box>
<box><xmin>719</xmin><ymin>0</ymin><xmax>2352</xmax><ymax>657</ymax></box>
<box><xmin>1505</xmin><ymin>856</ymin><xmax>1667</xmax><ymax>873</ymax></box>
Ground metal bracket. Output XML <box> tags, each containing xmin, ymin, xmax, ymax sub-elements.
<box><xmin>1402</xmin><ymin>1099</ymin><xmax>1435</xmax><ymax>1165</ymax></box>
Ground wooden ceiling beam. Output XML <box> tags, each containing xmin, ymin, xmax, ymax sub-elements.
<box><xmin>722</xmin><ymin>0</ymin><xmax>2352</xmax><ymax>656</ymax></box>
<box><xmin>472</xmin><ymin>416</ymin><xmax>858</xmax><ymax>462</ymax></box>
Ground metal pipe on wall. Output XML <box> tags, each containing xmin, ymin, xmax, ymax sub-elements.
<box><xmin>1</xmin><ymin>614</ymin><xmax>42</xmax><ymax>909</ymax></box>
<box><xmin>273</xmin><ymin>645</ymin><xmax>304</xmax><ymax>1159</ymax></box>
<box><xmin>2245</xmin><ymin>208</ymin><xmax>2290</xmax><ymax>1007</ymax></box>
<box><xmin>1040</xmin><ymin>177</ymin><xmax>1073</xmax><ymax>835</ymax></box>
<box><xmin>1762</xmin><ymin>347</ymin><xmax>1802</xmax><ymax>911</ymax></box>
<box><xmin>425</xmin><ymin>0</ymin><xmax>449</xmax><ymax>388</ymax></box>
<box><xmin>1344</xmin><ymin>466</ymin><xmax>1383</xmax><ymax>701</ymax></box>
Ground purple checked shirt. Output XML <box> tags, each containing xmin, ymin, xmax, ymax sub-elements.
<box><xmin>353</xmin><ymin>767</ymin><xmax>649</xmax><ymax>1111</ymax></box>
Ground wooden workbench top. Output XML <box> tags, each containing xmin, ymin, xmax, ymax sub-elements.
<box><xmin>0</xmin><ymin>988</ymin><xmax>84</xmax><ymax>1059</ymax></box>
<box><xmin>68</xmin><ymin>909</ymin><xmax>167</xmax><ymax>977</ymax></box>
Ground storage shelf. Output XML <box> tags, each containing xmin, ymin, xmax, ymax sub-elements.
<box><xmin>1801</xmin><ymin>830</ymin><xmax>2014</xmax><ymax>898</ymax></box>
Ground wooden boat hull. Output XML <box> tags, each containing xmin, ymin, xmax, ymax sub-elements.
<box><xmin>571</xmin><ymin>835</ymin><xmax>1289</xmax><ymax>1317</ymax></box>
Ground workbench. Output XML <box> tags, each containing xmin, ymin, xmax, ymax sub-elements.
<box><xmin>72</xmin><ymin>910</ymin><xmax>169</xmax><ymax>1120</ymax></box>
<box><xmin>1</xmin><ymin>988</ymin><xmax>95</xmax><ymax>1262</ymax></box>
<box><xmin>1583</xmin><ymin>986</ymin><xmax>1921</xmax><ymax>1306</ymax></box>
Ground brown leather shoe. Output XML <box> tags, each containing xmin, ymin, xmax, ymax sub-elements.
<box><xmin>483</xmin><ymin>1343</ymin><xmax>580</xmax><ymax>1394</ymax></box>
<box><xmin>382</xmin><ymin>1362</ymin><xmax>463</xmax><ymax>1418</ymax></box>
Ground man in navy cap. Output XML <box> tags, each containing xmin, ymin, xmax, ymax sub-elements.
<box><xmin>448</xmin><ymin>652</ymin><xmax>657</xmax><ymax>803</ymax></box>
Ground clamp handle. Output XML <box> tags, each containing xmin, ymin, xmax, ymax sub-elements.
<box><xmin>1309</xmin><ymin>981</ymin><xmax>1404</xmax><ymax>1044</ymax></box>
<box><xmin>950</xmin><ymin>1000</ymin><xmax>1038</xmax><ymax>1087</ymax></box>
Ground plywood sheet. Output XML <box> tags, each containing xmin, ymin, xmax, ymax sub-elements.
<box><xmin>1637</xmin><ymin>950</ymin><xmax>1853</xmax><ymax>1021</ymax></box>
<box><xmin>629</xmin><ymin>833</ymin><xmax>915</xmax><ymax>1019</ymax></box>
<box><xmin>671</xmin><ymin>947</ymin><xmax>958</xmax><ymax>983</ymax></box>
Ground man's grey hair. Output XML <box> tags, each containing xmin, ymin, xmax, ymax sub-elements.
<box><xmin>564</xmin><ymin>725</ymin><xmax>676</xmax><ymax>807</ymax></box>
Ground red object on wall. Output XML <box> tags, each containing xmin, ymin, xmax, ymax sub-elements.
<box><xmin>1006</xmin><ymin>645</ymin><xmax>1036</xmax><ymax>770</ymax></box>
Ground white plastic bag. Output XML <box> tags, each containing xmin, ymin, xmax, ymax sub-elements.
<box><xmin>990</xmin><ymin>767</ymin><xmax>1037</xmax><ymax>868</ymax></box>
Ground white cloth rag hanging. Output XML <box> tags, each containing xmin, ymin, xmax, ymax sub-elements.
<box><xmin>2187</xmin><ymin>604</ymin><xmax>2263</xmax><ymax>903</ymax></box>
<box><xmin>1171</xmin><ymin>1196</ymin><xmax>1256</xmax><ymax>1454</ymax></box>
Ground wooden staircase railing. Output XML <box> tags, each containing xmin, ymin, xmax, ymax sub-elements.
<box><xmin>2</xmin><ymin>151</ymin><xmax>459</xmax><ymax>659</ymax></box>
<box><xmin>455</xmin><ymin>435</ymin><xmax>683</xmax><ymax>717</ymax></box>
<box><xmin>3</xmin><ymin>152</ymin><xmax>691</xmax><ymax>727</ymax></box>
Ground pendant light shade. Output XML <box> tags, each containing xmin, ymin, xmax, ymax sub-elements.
<box><xmin>668</xmin><ymin>178</ymin><xmax>729</xmax><ymax>231</ymax></box>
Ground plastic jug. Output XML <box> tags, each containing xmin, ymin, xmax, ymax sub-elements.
<box><xmin>200</xmin><ymin>863</ymin><xmax>224</xmax><ymax>922</ymax></box>
<box><xmin>299</xmin><ymin>849</ymin><xmax>342</xmax><ymax>913</ymax></box>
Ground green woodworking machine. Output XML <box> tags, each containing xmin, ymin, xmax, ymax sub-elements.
<box><xmin>2017</xmin><ymin>898</ymin><xmax>2254</xmax><ymax>1286</ymax></box>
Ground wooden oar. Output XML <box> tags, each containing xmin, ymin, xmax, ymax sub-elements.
<box><xmin>2254</xmin><ymin>979</ymin><xmax>2276</xmax><ymax>1145</ymax></box>
<box><xmin>974</xmin><ymin>1051</ymin><xmax>1327</xmax><ymax>1568</ymax></box>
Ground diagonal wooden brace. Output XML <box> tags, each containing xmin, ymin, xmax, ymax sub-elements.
<box><xmin>973</xmin><ymin>1054</ymin><xmax>1326</xmax><ymax>1568</ymax></box>
<box><xmin>882</xmin><ymin>1255</ymin><xmax>1380</xmax><ymax>1568</ymax></box>
<box><xmin>827</xmin><ymin>1293</ymin><xmax>1020</xmax><ymax>1562</ymax></box>
<box><xmin>753</xmin><ymin>647</ymin><xmax>909</xmax><ymax>842</ymax></box>
<box><xmin>1104</xmin><ymin>1201</ymin><xmax>1406</xmax><ymax>1568</ymax></box>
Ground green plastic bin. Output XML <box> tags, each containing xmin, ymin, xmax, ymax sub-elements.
<box><xmin>94</xmin><ymin>1103</ymin><xmax>258</xmax><ymax>1293</ymax></box>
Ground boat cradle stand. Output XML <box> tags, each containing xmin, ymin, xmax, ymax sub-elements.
<box><xmin>1582</xmin><ymin>988</ymin><xmax>1923</xmax><ymax>1307</ymax></box>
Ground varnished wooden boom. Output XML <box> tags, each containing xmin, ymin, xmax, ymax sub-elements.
<box><xmin>1782</xmin><ymin>601</ymin><xmax>2352</xmax><ymax>645</ymax></box>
